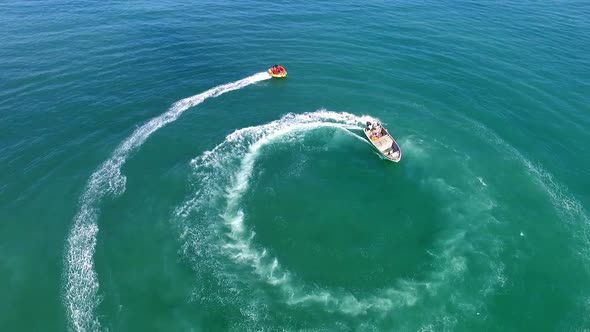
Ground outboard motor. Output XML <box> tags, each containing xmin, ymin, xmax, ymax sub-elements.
<box><xmin>366</xmin><ymin>121</ymin><xmax>372</xmax><ymax>128</ymax></box>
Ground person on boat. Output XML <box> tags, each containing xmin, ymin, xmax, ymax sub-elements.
<box><xmin>271</xmin><ymin>65</ymin><xmax>284</xmax><ymax>74</ymax></box>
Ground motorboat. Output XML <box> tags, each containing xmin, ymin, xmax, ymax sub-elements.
<box><xmin>363</xmin><ymin>121</ymin><xmax>402</xmax><ymax>162</ymax></box>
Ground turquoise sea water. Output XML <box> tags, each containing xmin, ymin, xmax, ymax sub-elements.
<box><xmin>2</xmin><ymin>0</ymin><xmax>590</xmax><ymax>331</ymax></box>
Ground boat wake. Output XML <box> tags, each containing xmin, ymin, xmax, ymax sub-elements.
<box><xmin>174</xmin><ymin>110</ymin><xmax>505</xmax><ymax>330</ymax></box>
<box><xmin>63</xmin><ymin>72</ymin><xmax>271</xmax><ymax>332</ymax></box>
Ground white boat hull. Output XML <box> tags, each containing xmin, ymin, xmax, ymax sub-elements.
<box><xmin>363</xmin><ymin>122</ymin><xmax>402</xmax><ymax>162</ymax></box>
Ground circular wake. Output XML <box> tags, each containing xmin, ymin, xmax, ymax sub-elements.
<box><xmin>63</xmin><ymin>72</ymin><xmax>271</xmax><ymax>331</ymax></box>
<box><xmin>175</xmin><ymin>110</ymin><xmax>506</xmax><ymax>330</ymax></box>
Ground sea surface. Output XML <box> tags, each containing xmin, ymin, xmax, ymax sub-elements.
<box><xmin>1</xmin><ymin>0</ymin><xmax>590</xmax><ymax>331</ymax></box>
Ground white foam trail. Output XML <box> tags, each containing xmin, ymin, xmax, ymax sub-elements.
<box><xmin>176</xmin><ymin>111</ymin><xmax>508</xmax><ymax>326</ymax></box>
<box><xmin>477</xmin><ymin>177</ymin><xmax>487</xmax><ymax>187</ymax></box>
<box><xmin>63</xmin><ymin>72</ymin><xmax>271</xmax><ymax>331</ymax></box>
<box><xmin>177</xmin><ymin>111</ymin><xmax>442</xmax><ymax>316</ymax></box>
